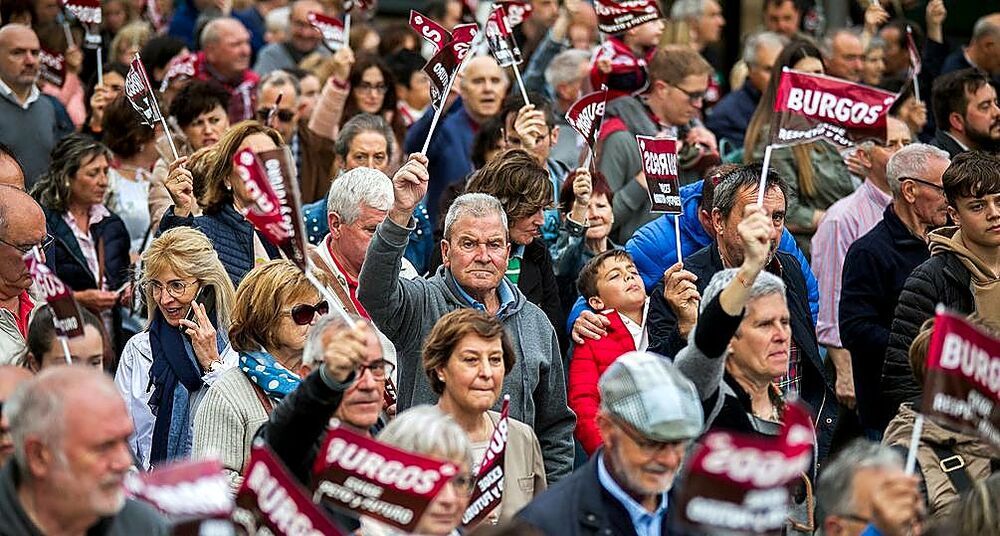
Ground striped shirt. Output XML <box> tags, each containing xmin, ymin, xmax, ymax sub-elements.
<box><xmin>811</xmin><ymin>180</ymin><xmax>892</xmax><ymax>347</ymax></box>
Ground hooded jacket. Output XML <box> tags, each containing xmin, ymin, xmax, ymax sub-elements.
<box><xmin>881</xmin><ymin>227</ymin><xmax>976</xmax><ymax>431</ymax></box>
<box><xmin>882</xmin><ymin>404</ymin><xmax>999</xmax><ymax>521</ymax></box>
<box><xmin>358</xmin><ymin>217</ymin><xmax>576</xmax><ymax>483</ymax></box>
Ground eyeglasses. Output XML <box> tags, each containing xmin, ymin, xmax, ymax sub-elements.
<box><xmin>256</xmin><ymin>109</ymin><xmax>296</xmax><ymax>123</ymax></box>
<box><xmin>356</xmin><ymin>359</ymin><xmax>395</xmax><ymax>381</ymax></box>
<box><xmin>146</xmin><ymin>279</ymin><xmax>199</xmax><ymax>299</ymax></box>
<box><xmin>0</xmin><ymin>234</ymin><xmax>53</xmax><ymax>255</ymax></box>
<box><xmin>666</xmin><ymin>82</ymin><xmax>706</xmax><ymax>105</ymax></box>
<box><xmin>355</xmin><ymin>82</ymin><xmax>388</xmax><ymax>95</ymax></box>
<box><xmin>902</xmin><ymin>177</ymin><xmax>944</xmax><ymax>192</ymax></box>
<box><xmin>285</xmin><ymin>300</ymin><xmax>329</xmax><ymax>325</ymax></box>
<box><xmin>449</xmin><ymin>473</ymin><xmax>477</xmax><ymax>496</ymax></box>
<box><xmin>612</xmin><ymin>416</ymin><xmax>688</xmax><ymax>457</ymax></box>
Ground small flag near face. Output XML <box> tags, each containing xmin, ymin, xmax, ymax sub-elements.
<box><xmin>636</xmin><ymin>136</ymin><xmax>681</xmax><ymax>214</ymax></box>
<box><xmin>159</xmin><ymin>52</ymin><xmax>199</xmax><ymax>93</ymax></box>
<box><xmin>24</xmin><ymin>250</ymin><xmax>87</xmax><ymax>339</ymax></box>
<box><xmin>125</xmin><ymin>54</ymin><xmax>164</xmax><ymax>127</ymax></box>
<box><xmin>462</xmin><ymin>396</ymin><xmax>511</xmax><ymax>529</ymax></box>
<box><xmin>308</xmin><ymin>11</ymin><xmax>347</xmax><ymax>51</ymax></box>
<box><xmin>125</xmin><ymin>458</ymin><xmax>233</xmax><ymax>529</ymax></box>
<box><xmin>770</xmin><ymin>69</ymin><xmax>898</xmax><ymax>149</ymax></box>
<box><xmin>485</xmin><ymin>4</ymin><xmax>522</xmax><ymax>67</ymax></box>
<box><xmin>906</xmin><ymin>25</ymin><xmax>922</xmax><ymax>76</ymax></box>
<box><xmin>39</xmin><ymin>48</ymin><xmax>66</xmax><ymax>88</ymax></box>
<box><xmin>61</xmin><ymin>0</ymin><xmax>101</xmax><ymax>25</ymax></box>
<box><xmin>409</xmin><ymin>10</ymin><xmax>452</xmax><ymax>52</ymax></box>
<box><xmin>565</xmin><ymin>87</ymin><xmax>609</xmax><ymax>159</ymax></box>
<box><xmin>496</xmin><ymin>0</ymin><xmax>533</xmax><ymax>27</ymax></box>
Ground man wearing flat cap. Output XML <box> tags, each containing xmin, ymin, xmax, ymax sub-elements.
<box><xmin>516</xmin><ymin>351</ymin><xmax>704</xmax><ymax>535</ymax></box>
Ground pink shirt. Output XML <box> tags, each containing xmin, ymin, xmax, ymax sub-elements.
<box><xmin>811</xmin><ymin>180</ymin><xmax>892</xmax><ymax>347</ymax></box>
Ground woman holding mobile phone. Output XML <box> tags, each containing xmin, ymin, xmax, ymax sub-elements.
<box><xmin>114</xmin><ymin>227</ymin><xmax>238</xmax><ymax>470</ymax></box>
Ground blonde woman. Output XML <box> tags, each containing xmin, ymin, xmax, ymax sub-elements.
<box><xmin>193</xmin><ymin>260</ymin><xmax>334</xmax><ymax>489</ymax></box>
<box><xmin>114</xmin><ymin>227</ymin><xmax>238</xmax><ymax>470</ymax></box>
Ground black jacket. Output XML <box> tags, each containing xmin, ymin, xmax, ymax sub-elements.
<box><xmin>647</xmin><ymin>244</ymin><xmax>838</xmax><ymax>461</ymax></box>
<box><xmin>44</xmin><ymin>206</ymin><xmax>131</xmax><ymax>353</ymax></box>
<box><xmin>881</xmin><ymin>252</ymin><xmax>974</xmax><ymax>430</ymax></box>
<box><xmin>256</xmin><ymin>367</ymin><xmax>359</xmax><ymax>532</ymax></box>
<box><xmin>516</xmin><ymin>452</ymin><xmax>677</xmax><ymax>536</ymax></box>
<box><xmin>929</xmin><ymin>129</ymin><xmax>966</xmax><ymax>160</ymax></box>
<box><xmin>840</xmin><ymin>206</ymin><xmax>930</xmax><ymax>432</ymax></box>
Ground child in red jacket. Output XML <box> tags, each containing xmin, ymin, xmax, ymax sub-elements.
<box><xmin>591</xmin><ymin>0</ymin><xmax>665</xmax><ymax>99</ymax></box>
<box><xmin>568</xmin><ymin>249</ymin><xmax>649</xmax><ymax>454</ymax></box>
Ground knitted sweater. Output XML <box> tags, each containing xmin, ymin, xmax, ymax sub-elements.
<box><xmin>0</xmin><ymin>90</ymin><xmax>74</xmax><ymax>186</ymax></box>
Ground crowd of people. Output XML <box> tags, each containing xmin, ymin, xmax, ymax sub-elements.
<box><xmin>0</xmin><ymin>0</ymin><xmax>999</xmax><ymax>534</ymax></box>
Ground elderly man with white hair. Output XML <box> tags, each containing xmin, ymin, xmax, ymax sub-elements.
<box><xmin>0</xmin><ymin>367</ymin><xmax>168</xmax><ymax>534</ymax></box>
<box><xmin>195</xmin><ymin>17</ymin><xmax>259</xmax><ymax>123</ymax></box>
<box><xmin>840</xmin><ymin>143</ymin><xmax>951</xmax><ymax>437</ymax></box>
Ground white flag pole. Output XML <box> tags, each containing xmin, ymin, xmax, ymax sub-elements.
<box><xmin>421</xmin><ymin>31</ymin><xmax>484</xmax><ymax>155</ymax></box>
<box><xmin>512</xmin><ymin>62</ymin><xmax>530</xmax><ymax>105</ymax></box>
<box><xmin>756</xmin><ymin>144</ymin><xmax>774</xmax><ymax>206</ymax></box>
<box><xmin>904</xmin><ymin>413</ymin><xmax>925</xmax><ymax>474</ymax></box>
<box><xmin>674</xmin><ymin>214</ymin><xmax>683</xmax><ymax>263</ymax></box>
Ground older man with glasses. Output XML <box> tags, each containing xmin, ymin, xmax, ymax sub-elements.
<box><xmin>810</xmin><ymin>116</ymin><xmax>911</xmax><ymax>425</ymax></box>
<box><xmin>0</xmin><ymin>187</ymin><xmax>50</xmax><ymax>365</ymax></box>
<box><xmin>517</xmin><ymin>352</ymin><xmax>703</xmax><ymax>536</ymax></box>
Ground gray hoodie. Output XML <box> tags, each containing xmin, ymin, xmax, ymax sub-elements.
<box><xmin>358</xmin><ymin>217</ymin><xmax>576</xmax><ymax>483</ymax></box>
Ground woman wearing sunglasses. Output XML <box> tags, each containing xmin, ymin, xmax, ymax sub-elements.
<box><xmin>30</xmin><ymin>134</ymin><xmax>132</xmax><ymax>356</ymax></box>
<box><xmin>114</xmin><ymin>227</ymin><xmax>237</xmax><ymax>470</ymax></box>
<box><xmin>422</xmin><ymin>309</ymin><xmax>547</xmax><ymax>525</ymax></box>
<box><xmin>193</xmin><ymin>259</ymin><xmax>334</xmax><ymax>490</ymax></box>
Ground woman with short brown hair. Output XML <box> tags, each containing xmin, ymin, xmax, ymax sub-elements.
<box><xmin>422</xmin><ymin>308</ymin><xmax>546</xmax><ymax>525</ymax></box>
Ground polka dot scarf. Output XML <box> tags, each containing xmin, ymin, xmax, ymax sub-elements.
<box><xmin>239</xmin><ymin>350</ymin><xmax>302</xmax><ymax>400</ymax></box>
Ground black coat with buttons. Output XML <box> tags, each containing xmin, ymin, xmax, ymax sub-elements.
<box><xmin>516</xmin><ymin>452</ymin><xmax>678</xmax><ymax>536</ymax></box>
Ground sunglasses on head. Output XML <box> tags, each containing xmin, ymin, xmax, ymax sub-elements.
<box><xmin>256</xmin><ymin>109</ymin><xmax>295</xmax><ymax>123</ymax></box>
<box><xmin>287</xmin><ymin>300</ymin><xmax>329</xmax><ymax>325</ymax></box>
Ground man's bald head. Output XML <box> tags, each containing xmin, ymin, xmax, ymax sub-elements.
<box><xmin>201</xmin><ymin>18</ymin><xmax>252</xmax><ymax>78</ymax></box>
<box><xmin>459</xmin><ymin>56</ymin><xmax>508</xmax><ymax>123</ymax></box>
<box><xmin>0</xmin><ymin>143</ymin><xmax>25</xmax><ymax>189</ymax></box>
<box><xmin>0</xmin><ymin>24</ymin><xmax>40</xmax><ymax>94</ymax></box>
<box><xmin>0</xmin><ymin>187</ymin><xmax>46</xmax><ymax>298</ymax></box>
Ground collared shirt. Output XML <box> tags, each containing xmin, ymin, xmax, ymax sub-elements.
<box><xmin>619</xmin><ymin>299</ymin><xmax>650</xmax><ymax>351</ymax></box>
<box><xmin>597</xmin><ymin>453</ymin><xmax>667</xmax><ymax>536</ymax></box>
<box><xmin>326</xmin><ymin>238</ymin><xmax>369</xmax><ymax>318</ymax></box>
<box><xmin>454</xmin><ymin>276</ymin><xmax>517</xmax><ymax>319</ymax></box>
<box><xmin>943</xmin><ymin>130</ymin><xmax>970</xmax><ymax>152</ymax></box>
<box><xmin>811</xmin><ymin>179</ymin><xmax>892</xmax><ymax>347</ymax></box>
<box><xmin>0</xmin><ymin>77</ymin><xmax>40</xmax><ymax>109</ymax></box>
<box><xmin>62</xmin><ymin>204</ymin><xmax>111</xmax><ymax>288</ymax></box>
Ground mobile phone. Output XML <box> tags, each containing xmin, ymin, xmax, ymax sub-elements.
<box><xmin>182</xmin><ymin>285</ymin><xmax>216</xmax><ymax>334</ymax></box>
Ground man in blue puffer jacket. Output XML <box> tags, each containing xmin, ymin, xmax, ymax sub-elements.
<box><xmin>566</xmin><ymin>176</ymin><xmax>818</xmax><ymax>336</ymax></box>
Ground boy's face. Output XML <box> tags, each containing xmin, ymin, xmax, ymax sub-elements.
<box><xmin>949</xmin><ymin>193</ymin><xmax>1000</xmax><ymax>249</ymax></box>
<box><xmin>588</xmin><ymin>257</ymin><xmax>647</xmax><ymax>312</ymax></box>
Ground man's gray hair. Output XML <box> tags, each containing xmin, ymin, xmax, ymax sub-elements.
<box><xmin>200</xmin><ymin>17</ymin><xmax>241</xmax><ymax>48</ymax></box>
<box><xmin>821</xmin><ymin>28</ymin><xmax>860</xmax><ymax>58</ymax></box>
<box><xmin>742</xmin><ymin>31</ymin><xmax>788</xmax><ymax>66</ymax></box>
<box><xmin>545</xmin><ymin>49</ymin><xmax>591</xmax><ymax>89</ymax></box>
<box><xmin>301</xmin><ymin>313</ymin><xmax>363</xmax><ymax>368</ymax></box>
<box><xmin>443</xmin><ymin>193</ymin><xmax>508</xmax><ymax>240</ymax></box>
<box><xmin>972</xmin><ymin>14</ymin><xmax>1000</xmax><ymax>43</ymax></box>
<box><xmin>815</xmin><ymin>439</ymin><xmax>904</xmax><ymax>525</ymax></box>
<box><xmin>258</xmin><ymin>69</ymin><xmax>300</xmax><ymax>99</ymax></box>
<box><xmin>326</xmin><ymin>167</ymin><xmax>394</xmax><ymax>225</ymax></box>
<box><xmin>378</xmin><ymin>405</ymin><xmax>473</xmax><ymax>469</ymax></box>
<box><xmin>712</xmin><ymin>164</ymin><xmax>789</xmax><ymax>219</ymax></box>
<box><xmin>670</xmin><ymin>0</ymin><xmax>709</xmax><ymax>19</ymax></box>
<box><xmin>334</xmin><ymin>114</ymin><xmax>395</xmax><ymax>161</ymax></box>
<box><xmin>265</xmin><ymin>6</ymin><xmax>290</xmax><ymax>35</ymax></box>
<box><xmin>699</xmin><ymin>268</ymin><xmax>786</xmax><ymax>315</ymax></box>
<box><xmin>865</xmin><ymin>35</ymin><xmax>886</xmax><ymax>54</ymax></box>
<box><xmin>886</xmin><ymin>143</ymin><xmax>951</xmax><ymax>198</ymax></box>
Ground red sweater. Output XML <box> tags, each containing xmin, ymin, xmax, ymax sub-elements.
<box><xmin>589</xmin><ymin>37</ymin><xmax>654</xmax><ymax>100</ymax></box>
<box><xmin>568</xmin><ymin>309</ymin><xmax>637</xmax><ymax>454</ymax></box>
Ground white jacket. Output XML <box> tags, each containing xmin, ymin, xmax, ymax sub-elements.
<box><xmin>114</xmin><ymin>331</ymin><xmax>237</xmax><ymax>470</ymax></box>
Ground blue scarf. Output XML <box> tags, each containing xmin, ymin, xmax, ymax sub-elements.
<box><xmin>147</xmin><ymin>312</ymin><xmax>215</xmax><ymax>465</ymax></box>
<box><xmin>239</xmin><ymin>350</ymin><xmax>301</xmax><ymax>399</ymax></box>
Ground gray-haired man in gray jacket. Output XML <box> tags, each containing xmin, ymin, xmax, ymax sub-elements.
<box><xmin>358</xmin><ymin>153</ymin><xmax>576</xmax><ymax>483</ymax></box>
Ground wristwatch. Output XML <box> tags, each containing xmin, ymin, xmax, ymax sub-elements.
<box><xmin>207</xmin><ymin>359</ymin><xmax>224</xmax><ymax>373</ymax></box>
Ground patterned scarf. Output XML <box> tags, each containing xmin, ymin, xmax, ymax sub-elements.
<box><xmin>239</xmin><ymin>350</ymin><xmax>301</xmax><ymax>399</ymax></box>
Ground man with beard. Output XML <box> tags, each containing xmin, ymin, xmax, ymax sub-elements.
<box><xmin>0</xmin><ymin>24</ymin><xmax>73</xmax><ymax>186</ymax></box>
<box><xmin>517</xmin><ymin>351</ymin><xmax>702</xmax><ymax>535</ymax></box>
<box><xmin>0</xmin><ymin>367</ymin><xmax>168</xmax><ymax>534</ymax></box>
<box><xmin>930</xmin><ymin>68</ymin><xmax>1000</xmax><ymax>157</ymax></box>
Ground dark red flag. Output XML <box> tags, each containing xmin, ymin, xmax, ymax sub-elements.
<box><xmin>462</xmin><ymin>397</ymin><xmax>511</xmax><ymax>529</ymax></box>
<box><xmin>594</xmin><ymin>0</ymin><xmax>662</xmax><ymax>34</ymax></box>
<box><xmin>409</xmin><ymin>10</ymin><xmax>451</xmax><ymax>52</ymax></box>
<box><xmin>39</xmin><ymin>48</ymin><xmax>66</xmax><ymax>88</ymax></box>
<box><xmin>125</xmin><ymin>54</ymin><xmax>164</xmax><ymax>127</ymax></box>
<box><xmin>125</xmin><ymin>458</ymin><xmax>233</xmax><ymax>531</ymax></box>
<box><xmin>485</xmin><ymin>4</ymin><xmax>522</xmax><ymax>67</ymax></box>
<box><xmin>496</xmin><ymin>0</ymin><xmax>533</xmax><ymax>27</ymax></box>
<box><xmin>565</xmin><ymin>87</ymin><xmax>609</xmax><ymax>159</ymax></box>
<box><xmin>635</xmin><ymin>135</ymin><xmax>681</xmax><ymax>214</ymax></box>
<box><xmin>308</xmin><ymin>11</ymin><xmax>347</xmax><ymax>51</ymax></box>
<box><xmin>23</xmin><ymin>251</ymin><xmax>86</xmax><ymax>339</ymax></box>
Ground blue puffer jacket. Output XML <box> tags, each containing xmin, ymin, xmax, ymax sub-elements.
<box><xmin>563</xmin><ymin>180</ymin><xmax>819</xmax><ymax>333</ymax></box>
<box><xmin>159</xmin><ymin>204</ymin><xmax>279</xmax><ymax>287</ymax></box>
<box><xmin>302</xmin><ymin>198</ymin><xmax>435</xmax><ymax>276</ymax></box>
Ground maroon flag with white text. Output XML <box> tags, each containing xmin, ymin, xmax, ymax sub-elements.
<box><xmin>565</xmin><ymin>87</ymin><xmax>608</xmax><ymax>159</ymax></box>
<box><xmin>125</xmin><ymin>458</ymin><xmax>234</xmax><ymax>531</ymax></box>
<box><xmin>635</xmin><ymin>135</ymin><xmax>681</xmax><ymax>214</ymax></box>
<box><xmin>311</xmin><ymin>422</ymin><xmax>461</xmax><ymax>532</ymax></box>
<box><xmin>485</xmin><ymin>4</ymin><xmax>522</xmax><ymax>67</ymax></box>
<box><xmin>61</xmin><ymin>0</ymin><xmax>102</xmax><ymax>48</ymax></box>
<box><xmin>125</xmin><ymin>54</ymin><xmax>164</xmax><ymax>127</ymax></box>
<box><xmin>921</xmin><ymin>310</ymin><xmax>1000</xmax><ymax>451</ymax></box>
<box><xmin>594</xmin><ymin>0</ymin><xmax>662</xmax><ymax>34</ymax></box>
<box><xmin>409</xmin><ymin>10</ymin><xmax>452</xmax><ymax>52</ymax></box>
<box><xmin>496</xmin><ymin>0</ymin><xmax>533</xmax><ymax>27</ymax></box>
<box><xmin>462</xmin><ymin>397</ymin><xmax>510</xmax><ymax>529</ymax></box>
<box><xmin>159</xmin><ymin>52</ymin><xmax>199</xmax><ymax>92</ymax></box>
<box><xmin>771</xmin><ymin>69</ymin><xmax>897</xmax><ymax>148</ymax></box>
<box><xmin>906</xmin><ymin>26</ymin><xmax>922</xmax><ymax>76</ymax></box>
<box><xmin>675</xmin><ymin>402</ymin><xmax>816</xmax><ymax>535</ymax></box>
<box><xmin>308</xmin><ymin>12</ymin><xmax>347</xmax><ymax>51</ymax></box>
<box><xmin>24</xmin><ymin>251</ymin><xmax>85</xmax><ymax>339</ymax></box>
<box><xmin>39</xmin><ymin>48</ymin><xmax>66</xmax><ymax>88</ymax></box>
<box><xmin>234</xmin><ymin>443</ymin><xmax>343</xmax><ymax>535</ymax></box>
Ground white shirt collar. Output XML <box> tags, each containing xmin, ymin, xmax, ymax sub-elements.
<box><xmin>0</xmin><ymin>78</ymin><xmax>40</xmax><ymax>109</ymax></box>
<box><xmin>617</xmin><ymin>299</ymin><xmax>650</xmax><ymax>351</ymax></box>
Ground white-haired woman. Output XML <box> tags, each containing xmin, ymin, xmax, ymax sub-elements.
<box><xmin>675</xmin><ymin>204</ymin><xmax>817</xmax><ymax>533</ymax></box>
<box><xmin>115</xmin><ymin>227</ymin><xmax>238</xmax><ymax>470</ymax></box>
<box><xmin>360</xmin><ymin>405</ymin><xmax>476</xmax><ymax>536</ymax></box>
